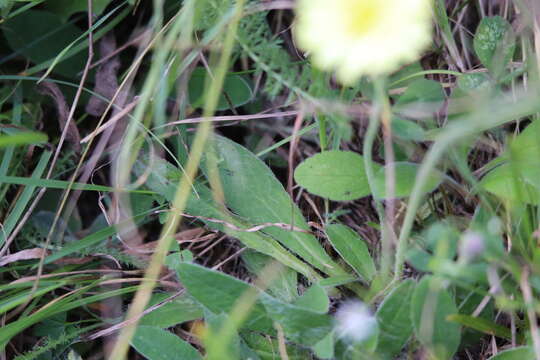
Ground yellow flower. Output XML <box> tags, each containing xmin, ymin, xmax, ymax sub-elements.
<box><xmin>294</xmin><ymin>0</ymin><xmax>433</xmax><ymax>84</ymax></box>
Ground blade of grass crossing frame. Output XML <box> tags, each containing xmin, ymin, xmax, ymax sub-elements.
<box><xmin>0</xmin><ymin>150</ymin><xmax>51</xmax><ymax>247</ymax></box>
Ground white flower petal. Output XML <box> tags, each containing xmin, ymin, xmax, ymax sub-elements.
<box><xmin>294</xmin><ymin>0</ymin><xmax>433</xmax><ymax>83</ymax></box>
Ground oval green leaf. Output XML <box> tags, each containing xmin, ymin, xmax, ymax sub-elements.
<box><xmin>294</xmin><ymin>150</ymin><xmax>376</xmax><ymax>201</ymax></box>
<box><xmin>473</xmin><ymin>16</ymin><xmax>515</xmax><ymax>72</ymax></box>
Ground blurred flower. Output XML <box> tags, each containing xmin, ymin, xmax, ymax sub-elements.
<box><xmin>335</xmin><ymin>301</ymin><xmax>377</xmax><ymax>342</ymax></box>
<box><xmin>459</xmin><ymin>231</ymin><xmax>485</xmax><ymax>262</ymax></box>
<box><xmin>294</xmin><ymin>0</ymin><xmax>433</xmax><ymax>84</ymax></box>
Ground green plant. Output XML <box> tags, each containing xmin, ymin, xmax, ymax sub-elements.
<box><xmin>1</xmin><ymin>1</ymin><xmax>540</xmax><ymax>360</ymax></box>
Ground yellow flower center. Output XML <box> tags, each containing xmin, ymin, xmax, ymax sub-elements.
<box><xmin>342</xmin><ymin>0</ymin><xmax>382</xmax><ymax>37</ymax></box>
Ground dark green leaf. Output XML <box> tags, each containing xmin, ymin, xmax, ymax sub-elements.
<box><xmin>44</xmin><ymin>0</ymin><xmax>112</xmax><ymax>22</ymax></box>
<box><xmin>3</xmin><ymin>10</ymin><xmax>87</xmax><ymax>77</ymax></box>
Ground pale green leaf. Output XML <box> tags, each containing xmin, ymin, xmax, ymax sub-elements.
<box><xmin>131</xmin><ymin>326</ymin><xmax>202</xmax><ymax>360</ymax></box>
<box><xmin>294</xmin><ymin>150</ymin><xmax>376</xmax><ymax>201</ymax></box>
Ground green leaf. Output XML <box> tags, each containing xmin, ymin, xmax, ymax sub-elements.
<box><xmin>312</xmin><ymin>332</ymin><xmax>334</xmax><ymax>359</ymax></box>
<box><xmin>205</xmin><ymin>312</ymin><xmax>243</xmax><ymax>360</ymax></box>
<box><xmin>446</xmin><ymin>314</ymin><xmax>512</xmax><ymax>341</ymax></box>
<box><xmin>242</xmin><ymin>332</ymin><xmax>310</xmax><ymax>360</ymax></box>
<box><xmin>480</xmin><ymin>120</ymin><xmax>540</xmax><ymax>204</ymax></box>
<box><xmin>260</xmin><ymin>293</ymin><xmax>333</xmax><ymax>346</ymax></box>
<box><xmin>488</xmin><ymin>347</ymin><xmax>534</xmax><ymax>359</ymax></box>
<box><xmin>205</xmin><ymin>136</ymin><xmax>346</xmax><ymax>277</ymax></box>
<box><xmin>474</xmin><ymin>16</ymin><xmax>515</xmax><ymax>72</ymax></box>
<box><xmin>294</xmin><ymin>150</ymin><xmax>376</xmax><ymax>201</ymax></box>
<box><xmin>388</xmin><ymin>62</ymin><xmax>424</xmax><ymax>88</ymax></box>
<box><xmin>0</xmin><ymin>131</ymin><xmax>47</xmax><ymax>147</ymax></box>
<box><xmin>139</xmin><ymin>293</ymin><xmax>203</xmax><ymax>328</ymax></box>
<box><xmin>32</xmin><ymin>313</ymin><xmax>66</xmax><ymax>339</ymax></box>
<box><xmin>44</xmin><ymin>0</ymin><xmax>112</xmax><ymax>22</ymax></box>
<box><xmin>392</xmin><ymin>117</ymin><xmax>425</xmax><ymax>141</ymax></box>
<box><xmin>175</xmin><ymin>262</ymin><xmax>272</xmax><ymax>332</ymax></box>
<box><xmin>325</xmin><ymin>224</ymin><xmax>375</xmax><ymax>281</ymax></box>
<box><xmin>242</xmin><ymin>250</ymin><xmax>298</xmax><ymax>303</ymax></box>
<box><xmin>131</xmin><ymin>326</ymin><xmax>202</xmax><ymax>360</ymax></box>
<box><xmin>376</xmin><ymin>279</ymin><xmax>415</xmax><ymax>358</ymax></box>
<box><xmin>480</xmin><ymin>163</ymin><xmax>540</xmax><ymax>205</ymax></box>
<box><xmin>411</xmin><ymin>276</ymin><xmax>461</xmax><ymax>359</ymax></box>
<box><xmin>406</xmin><ymin>222</ymin><xmax>459</xmax><ymax>273</ymax></box>
<box><xmin>457</xmin><ymin>73</ymin><xmax>491</xmax><ymax>93</ymax></box>
<box><xmin>189</xmin><ymin>67</ymin><xmax>253</xmax><ymax>110</ymax></box>
<box><xmin>133</xmin><ymin>153</ymin><xmax>320</xmax><ymax>279</ymax></box>
<box><xmin>294</xmin><ymin>283</ymin><xmax>329</xmax><ymax>313</ymax></box>
<box><xmin>394</xmin><ymin>79</ymin><xmax>445</xmax><ymax>118</ymax></box>
<box><xmin>2</xmin><ymin>10</ymin><xmax>88</xmax><ymax>77</ymax></box>
<box><xmin>372</xmin><ymin>162</ymin><xmax>442</xmax><ymax>199</ymax></box>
